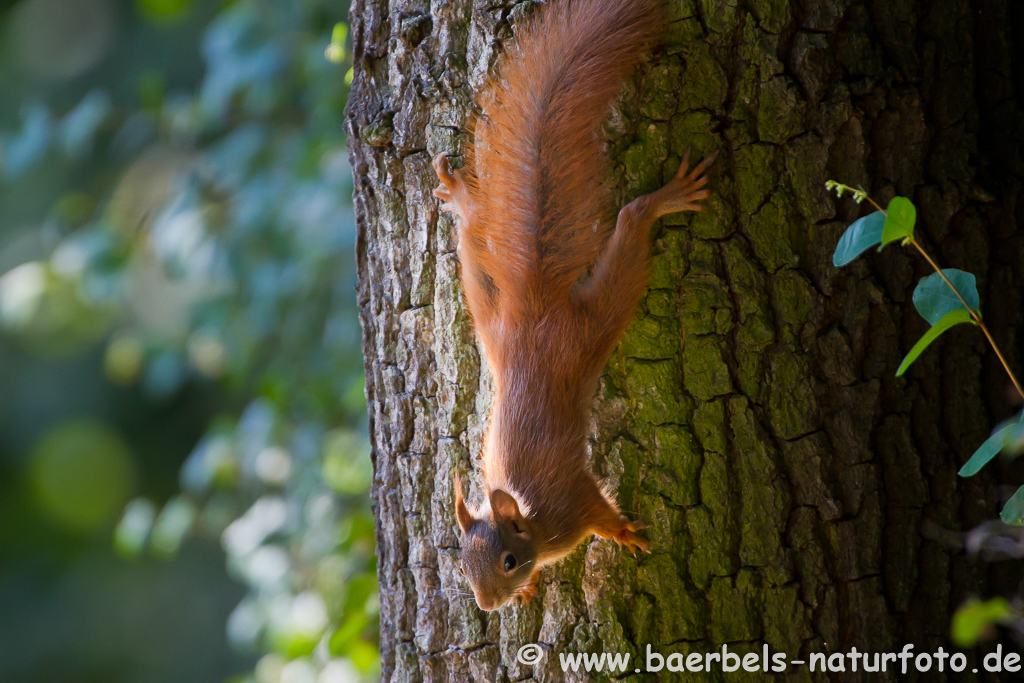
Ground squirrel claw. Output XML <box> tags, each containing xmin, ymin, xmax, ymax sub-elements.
<box><xmin>432</xmin><ymin>153</ymin><xmax>453</xmax><ymax>180</ymax></box>
<box><xmin>514</xmin><ymin>572</ymin><xmax>541</xmax><ymax>605</ymax></box>
<box><xmin>432</xmin><ymin>154</ymin><xmax>454</xmax><ymax>203</ymax></box>
<box><xmin>432</xmin><ymin>153</ymin><xmax>467</xmax><ymax>219</ymax></box>
<box><xmin>611</xmin><ymin>516</ymin><xmax>650</xmax><ymax>555</ymax></box>
<box><xmin>651</xmin><ymin>150</ymin><xmax>715</xmax><ymax>217</ymax></box>
<box><xmin>433</xmin><ymin>184</ymin><xmax>453</xmax><ymax>203</ymax></box>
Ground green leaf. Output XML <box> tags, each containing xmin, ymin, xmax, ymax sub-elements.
<box><xmin>350</xmin><ymin>640</ymin><xmax>381</xmax><ymax>672</ymax></box>
<box><xmin>1001</xmin><ymin>421</ymin><xmax>1024</xmax><ymax>453</ymax></box>
<box><xmin>343</xmin><ymin>573</ymin><xmax>379</xmax><ymax>617</ymax></box>
<box><xmin>913</xmin><ymin>269</ymin><xmax>980</xmax><ymax>325</ymax></box>
<box><xmin>326</xmin><ymin>23</ymin><xmax>349</xmax><ymax>63</ymax></box>
<box><xmin>833</xmin><ymin>211</ymin><xmax>885</xmax><ymax>267</ymax></box>
<box><xmin>1002</xmin><ymin>485</ymin><xmax>1024</xmax><ymax>526</ymax></box>
<box><xmin>329</xmin><ymin>612</ymin><xmax>369</xmax><ymax>655</ymax></box>
<box><xmin>332</xmin><ymin>22</ymin><xmax>349</xmax><ymax>45</ymax></box>
<box><xmin>896</xmin><ymin>309</ymin><xmax>976</xmax><ymax>377</ymax></box>
<box><xmin>959</xmin><ymin>420</ymin><xmax>1024</xmax><ymax>477</ymax></box>
<box><xmin>951</xmin><ymin>597</ymin><xmax>1013</xmax><ymax>647</ymax></box>
<box><xmin>880</xmin><ymin>196</ymin><xmax>916</xmax><ymax>247</ymax></box>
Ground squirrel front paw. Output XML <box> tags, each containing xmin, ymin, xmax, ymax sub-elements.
<box><xmin>514</xmin><ymin>571</ymin><xmax>541</xmax><ymax>605</ymax></box>
<box><xmin>432</xmin><ymin>154</ymin><xmax>469</xmax><ymax>220</ymax></box>
<box><xmin>607</xmin><ymin>515</ymin><xmax>650</xmax><ymax>556</ymax></box>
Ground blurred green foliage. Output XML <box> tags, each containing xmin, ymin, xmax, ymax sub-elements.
<box><xmin>0</xmin><ymin>0</ymin><xmax>375</xmax><ymax>681</ymax></box>
<box><xmin>30</xmin><ymin>418</ymin><xmax>136</xmax><ymax>531</ymax></box>
<box><xmin>952</xmin><ymin>598</ymin><xmax>1017</xmax><ymax>648</ymax></box>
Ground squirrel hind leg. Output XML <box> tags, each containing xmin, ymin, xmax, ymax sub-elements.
<box><xmin>574</xmin><ymin>150</ymin><xmax>716</xmax><ymax>363</ymax></box>
<box><xmin>646</xmin><ymin>148</ymin><xmax>715</xmax><ymax>219</ymax></box>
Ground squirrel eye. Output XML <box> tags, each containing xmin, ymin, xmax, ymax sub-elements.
<box><xmin>503</xmin><ymin>553</ymin><xmax>517</xmax><ymax>571</ymax></box>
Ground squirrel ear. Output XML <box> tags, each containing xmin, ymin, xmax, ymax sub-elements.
<box><xmin>454</xmin><ymin>473</ymin><xmax>475</xmax><ymax>534</ymax></box>
<box><xmin>490</xmin><ymin>489</ymin><xmax>526</xmax><ymax>533</ymax></box>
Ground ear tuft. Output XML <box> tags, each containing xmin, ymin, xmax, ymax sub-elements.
<box><xmin>490</xmin><ymin>489</ymin><xmax>526</xmax><ymax>532</ymax></box>
<box><xmin>454</xmin><ymin>473</ymin><xmax>475</xmax><ymax>534</ymax></box>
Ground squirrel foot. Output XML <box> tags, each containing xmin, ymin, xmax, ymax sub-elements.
<box><xmin>515</xmin><ymin>571</ymin><xmax>541</xmax><ymax>605</ymax></box>
<box><xmin>606</xmin><ymin>515</ymin><xmax>650</xmax><ymax>556</ymax></box>
<box><xmin>649</xmin><ymin>147</ymin><xmax>715</xmax><ymax>217</ymax></box>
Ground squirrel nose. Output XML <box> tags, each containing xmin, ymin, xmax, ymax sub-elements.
<box><xmin>476</xmin><ymin>596</ymin><xmax>497</xmax><ymax>611</ymax></box>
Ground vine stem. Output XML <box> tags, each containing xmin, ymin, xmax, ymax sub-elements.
<box><xmin>908</xmin><ymin>241</ymin><xmax>1024</xmax><ymax>401</ymax></box>
<box><xmin>858</xmin><ymin>192</ymin><xmax>1024</xmax><ymax>402</ymax></box>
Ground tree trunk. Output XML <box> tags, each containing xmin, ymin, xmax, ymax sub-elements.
<box><xmin>346</xmin><ymin>0</ymin><xmax>1024</xmax><ymax>681</ymax></box>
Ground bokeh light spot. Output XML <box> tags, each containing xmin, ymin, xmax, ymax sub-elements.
<box><xmin>0</xmin><ymin>262</ymin><xmax>46</xmax><ymax>328</ymax></box>
<box><xmin>105</xmin><ymin>333</ymin><xmax>145</xmax><ymax>386</ymax></box>
<box><xmin>29</xmin><ymin>419</ymin><xmax>136</xmax><ymax>532</ymax></box>
<box><xmin>10</xmin><ymin>0</ymin><xmax>115</xmax><ymax>81</ymax></box>
<box><xmin>134</xmin><ymin>0</ymin><xmax>194</xmax><ymax>24</ymax></box>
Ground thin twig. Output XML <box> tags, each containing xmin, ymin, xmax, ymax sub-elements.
<box><xmin>864</xmin><ymin>195</ymin><xmax>886</xmax><ymax>213</ymax></box>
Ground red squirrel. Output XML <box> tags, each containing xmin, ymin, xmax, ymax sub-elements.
<box><xmin>433</xmin><ymin>0</ymin><xmax>713</xmax><ymax>611</ymax></box>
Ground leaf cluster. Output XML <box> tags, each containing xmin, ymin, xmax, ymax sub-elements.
<box><xmin>829</xmin><ymin>183</ymin><xmax>1024</xmax><ymax>646</ymax></box>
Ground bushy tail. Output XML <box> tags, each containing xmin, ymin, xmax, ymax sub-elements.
<box><xmin>463</xmin><ymin>0</ymin><xmax>662</xmax><ymax>312</ymax></box>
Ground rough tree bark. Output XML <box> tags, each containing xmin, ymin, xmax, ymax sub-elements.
<box><xmin>346</xmin><ymin>0</ymin><xmax>1024</xmax><ymax>681</ymax></box>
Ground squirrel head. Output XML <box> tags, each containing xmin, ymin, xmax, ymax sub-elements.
<box><xmin>454</xmin><ymin>474</ymin><xmax>537</xmax><ymax>611</ymax></box>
